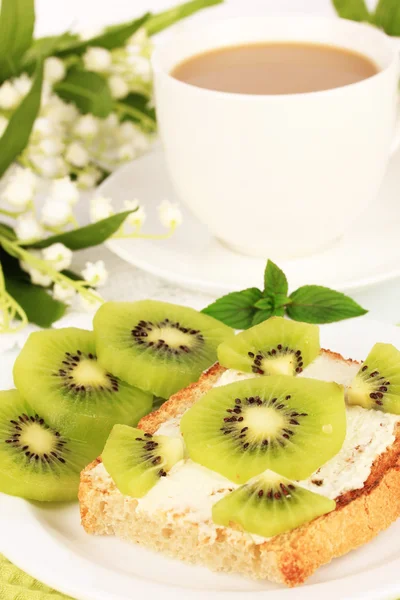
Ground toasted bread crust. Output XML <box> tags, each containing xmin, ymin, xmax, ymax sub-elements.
<box><xmin>79</xmin><ymin>351</ymin><xmax>400</xmax><ymax>587</ymax></box>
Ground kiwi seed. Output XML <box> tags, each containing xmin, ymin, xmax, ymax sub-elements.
<box><xmin>131</xmin><ymin>318</ymin><xmax>204</xmax><ymax>356</ymax></box>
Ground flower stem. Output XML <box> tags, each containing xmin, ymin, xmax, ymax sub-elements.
<box><xmin>112</xmin><ymin>224</ymin><xmax>176</xmax><ymax>240</ymax></box>
<box><xmin>115</xmin><ymin>102</ymin><xmax>156</xmax><ymax>132</ymax></box>
<box><xmin>0</xmin><ymin>207</ymin><xmax>24</xmax><ymax>218</ymax></box>
<box><xmin>0</xmin><ymin>261</ymin><xmax>28</xmax><ymax>333</ymax></box>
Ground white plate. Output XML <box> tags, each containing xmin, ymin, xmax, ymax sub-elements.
<box><xmin>103</xmin><ymin>147</ymin><xmax>400</xmax><ymax>295</ymax></box>
<box><xmin>2</xmin><ymin>316</ymin><xmax>400</xmax><ymax>600</ymax></box>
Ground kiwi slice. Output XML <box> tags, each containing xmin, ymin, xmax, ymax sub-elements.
<box><xmin>13</xmin><ymin>327</ymin><xmax>152</xmax><ymax>454</ymax></box>
<box><xmin>212</xmin><ymin>469</ymin><xmax>335</xmax><ymax>538</ymax></box>
<box><xmin>102</xmin><ymin>424</ymin><xmax>184</xmax><ymax>497</ymax></box>
<box><xmin>93</xmin><ymin>300</ymin><xmax>234</xmax><ymax>398</ymax></box>
<box><xmin>0</xmin><ymin>389</ymin><xmax>93</xmax><ymax>501</ymax></box>
<box><xmin>347</xmin><ymin>342</ymin><xmax>400</xmax><ymax>414</ymax></box>
<box><xmin>218</xmin><ymin>316</ymin><xmax>320</xmax><ymax>376</ymax></box>
<box><xmin>181</xmin><ymin>376</ymin><xmax>345</xmax><ymax>483</ymax></box>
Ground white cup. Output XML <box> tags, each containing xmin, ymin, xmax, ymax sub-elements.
<box><xmin>152</xmin><ymin>16</ymin><xmax>400</xmax><ymax>258</ymax></box>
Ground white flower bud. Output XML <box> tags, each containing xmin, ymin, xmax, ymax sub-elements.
<box><xmin>82</xmin><ymin>260</ymin><xmax>108</xmax><ymax>287</ymax></box>
<box><xmin>118</xmin><ymin>121</ymin><xmax>137</xmax><ymax>141</ymax></box>
<box><xmin>50</xmin><ymin>177</ymin><xmax>79</xmax><ymax>205</ymax></box>
<box><xmin>29</xmin><ymin>268</ymin><xmax>52</xmax><ymax>287</ymax></box>
<box><xmin>77</xmin><ymin>170</ymin><xmax>98</xmax><ymax>189</ymax></box>
<box><xmin>65</xmin><ymin>142</ymin><xmax>90</xmax><ymax>168</ymax></box>
<box><xmin>13</xmin><ymin>74</ymin><xmax>32</xmax><ymax>96</ymax></box>
<box><xmin>127</xmin><ymin>55</ymin><xmax>151</xmax><ymax>80</ymax></box>
<box><xmin>38</xmin><ymin>138</ymin><xmax>64</xmax><ymax>156</ymax></box>
<box><xmin>33</xmin><ymin>117</ymin><xmax>56</xmax><ymax>137</ymax></box>
<box><xmin>29</xmin><ymin>154</ymin><xmax>61</xmax><ymax>178</ymax></box>
<box><xmin>158</xmin><ymin>199</ymin><xmax>183</xmax><ymax>228</ymax></box>
<box><xmin>83</xmin><ymin>47</ymin><xmax>112</xmax><ymax>72</ymax></box>
<box><xmin>79</xmin><ymin>290</ymin><xmax>103</xmax><ymax>313</ymax></box>
<box><xmin>44</xmin><ymin>57</ymin><xmax>66</xmax><ymax>84</ymax></box>
<box><xmin>53</xmin><ymin>283</ymin><xmax>76</xmax><ymax>304</ymax></box>
<box><xmin>90</xmin><ymin>196</ymin><xmax>114</xmax><ymax>222</ymax></box>
<box><xmin>42</xmin><ymin>243</ymin><xmax>73</xmax><ymax>271</ymax></box>
<box><xmin>2</xmin><ymin>179</ymin><xmax>35</xmax><ymax>209</ymax></box>
<box><xmin>117</xmin><ymin>143</ymin><xmax>135</xmax><ymax>161</ymax></box>
<box><xmin>15</xmin><ymin>215</ymin><xmax>43</xmax><ymax>241</ymax></box>
<box><xmin>108</xmin><ymin>75</ymin><xmax>129</xmax><ymax>99</ymax></box>
<box><xmin>45</xmin><ymin>97</ymin><xmax>78</xmax><ymax>124</ymax></box>
<box><xmin>41</xmin><ymin>199</ymin><xmax>72</xmax><ymax>227</ymax></box>
<box><xmin>126</xmin><ymin>203</ymin><xmax>146</xmax><ymax>228</ymax></box>
<box><xmin>0</xmin><ymin>81</ymin><xmax>21</xmax><ymax>110</ymax></box>
<box><xmin>73</xmin><ymin>114</ymin><xmax>99</xmax><ymax>139</ymax></box>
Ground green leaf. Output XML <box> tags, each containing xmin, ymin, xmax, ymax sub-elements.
<box><xmin>54</xmin><ymin>68</ymin><xmax>113</xmax><ymax>118</ymax></box>
<box><xmin>55</xmin><ymin>14</ymin><xmax>150</xmax><ymax>56</ymax></box>
<box><xmin>0</xmin><ymin>0</ymin><xmax>35</xmax><ymax>81</ymax></box>
<box><xmin>0</xmin><ymin>223</ymin><xmax>17</xmax><ymax>241</ymax></box>
<box><xmin>27</xmin><ymin>210</ymin><xmax>136</xmax><ymax>251</ymax></box>
<box><xmin>251</xmin><ymin>309</ymin><xmax>273</xmax><ymax>326</ymax></box>
<box><xmin>0</xmin><ymin>60</ymin><xmax>43</xmax><ymax>178</ymax></box>
<box><xmin>4</xmin><ymin>276</ymin><xmax>66</xmax><ymax>328</ymax></box>
<box><xmin>146</xmin><ymin>0</ymin><xmax>223</xmax><ymax>36</ymax></box>
<box><xmin>0</xmin><ymin>247</ymin><xmax>66</xmax><ymax>327</ymax></box>
<box><xmin>20</xmin><ymin>32</ymin><xmax>79</xmax><ymax>73</ymax></box>
<box><xmin>202</xmin><ymin>288</ymin><xmax>263</xmax><ymax>329</ymax></box>
<box><xmin>373</xmin><ymin>0</ymin><xmax>400</xmax><ymax>35</ymax></box>
<box><xmin>287</xmin><ymin>285</ymin><xmax>368</xmax><ymax>324</ymax></box>
<box><xmin>332</xmin><ymin>0</ymin><xmax>371</xmax><ymax>22</ymax></box>
<box><xmin>263</xmin><ymin>259</ymin><xmax>288</xmax><ymax>297</ymax></box>
<box><xmin>254</xmin><ymin>297</ymin><xmax>273</xmax><ymax>310</ymax></box>
<box><xmin>117</xmin><ymin>93</ymin><xmax>156</xmax><ymax>131</ymax></box>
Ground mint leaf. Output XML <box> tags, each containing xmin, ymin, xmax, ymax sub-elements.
<box><xmin>0</xmin><ymin>60</ymin><xmax>43</xmax><ymax>177</ymax></box>
<box><xmin>54</xmin><ymin>68</ymin><xmax>113</xmax><ymax>118</ymax></box>
<box><xmin>252</xmin><ymin>309</ymin><xmax>273</xmax><ymax>326</ymax></box>
<box><xmin>287</xmin><ymin>285</ymin><xmax>368</xmax><ymax>323</ymax></box>
<box><xmin>202</xmin><ymin>288</ymin><xmax>263</xmax><ymax>329</ymax></box>
<box><xmin>145</xmin><ymin>0</ymin><xmax>223</xmax><ymax>35</ymax></box>
<box><xmin>0</xmin><ymin>0</ymin><xmax>35</xmax><ymax>81</ymax></box>
<box><xmin>373</xmin><ymin>0</ymin><xmax>400</xmax><ymax>35</ymax></box>
<box><xmin>254</xmin><ymin>298</ymin><xmax>273</xmax><ymax>310</ymax></box>
<box><xmin>332</xmin><ymin>0</ymin><xmax>371</xmax><ymax>21</ymax></box>
<box><xmin>263</xmin><ymin>259</ymin><xmax>288</xmax><ymax>296</ymax></box>
<box><xmin>26</xmin><ymin>210</ymin><xmax>136</xmax><ymax>251</ymax></box>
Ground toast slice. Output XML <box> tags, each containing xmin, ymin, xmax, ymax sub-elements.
<box><xmin>79</xmin><ymin>350</ymin><xmax>400</xmax><ymax>587</ymax></box>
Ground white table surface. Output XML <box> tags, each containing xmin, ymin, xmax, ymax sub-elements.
<box><xmin>29</xmin><ymin>0</ymin><xmax>400</xmax><ymax>325</ymax></box>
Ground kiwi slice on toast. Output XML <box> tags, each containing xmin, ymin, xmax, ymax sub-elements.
<box><xmin>181</xmin><ymin>376</ymin><xmax>345</xmax><ymax>483</ymax></box>
<box><xmin>0</xmin><ymin>389</ymin><xmax>94</xmax><ymax>501</ymax></box>
<box><xmin>218</xmin><ymin>317</ymin><xmax>320</xmax><ymax>376</ymax></box>
<box><xmin>102</xmin><ymin>424</ymin><xmax>184</xmax><ymax>497</ymax></box>
<box><xmin>13</xmin><ymin>328</ymin><xmax>152</xmax><ymax>454</ymax></box>
<box><xmin>347</xmin><ymin>342</ymin><xmax>400</xmax><ymax>414</ymax></box>
<box><xmin>212</xmin><ymin>469</ymin><xmax>335</xmax><ymax>538</ymax></box>
<box><xmin>93</xmin><ymin>300</ymin><xmax>234</xmax><ymax>398</ymax></box>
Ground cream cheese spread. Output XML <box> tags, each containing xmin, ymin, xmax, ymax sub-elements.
<box><xmin>97</xmin><ymin>353</ymin><xmax>399</xmax><ymax>544</ymax></box>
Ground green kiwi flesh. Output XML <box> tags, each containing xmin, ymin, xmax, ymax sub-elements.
<box><xmin>0</xmin><ymin>389</ymin><xmax>94</xmax><ymax>501</ymax></box>
<box><xmin>218</xmin><ymin>316</ymin><xmax>320</xmax><ymax>376</ymax></box>
<box><xmin>102</xmin><ymin>424</ymin><xmax>184</xmax><ymax>497</ymax></box>
<box><xmin>347</xmin><ymin>342</ymin><xmax>400</xmax><ymax>414</ymax></box>
<box><xmin>212</xmin><ymin>469</ymin><xmax>335</xmax><ymax>537</ymax></box>
<box><xmin>180</xmin><ymin>376</ymin><xmax>346</xmax><ymax>483</ymax></box>
<box><xmin>13</xmin><ymin>327</ymin><xmax>152</xmax><ymax>455</ymax></box>
<box><xmin>93</xmin><ymin>300</ymin><xmax>234</xmax><ymax>398</ymax></box>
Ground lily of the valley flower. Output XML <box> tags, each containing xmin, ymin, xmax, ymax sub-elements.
<box><xmin>83</xmin><ymin>47</ymin><xmax>112</xmax><ymax>72</ymax></box>
<box><xmin>42</xmin><ymin>243</ymin><xmax>73</xmax><ymax>271</ymax></box>
<box><xmin>53</xmin><ymin>282</ymin><xmax>76</xmax><ymax>303</ymax></box>
<box><xmin>0</xmin><ymin>81</ymin><xmax>21</xmax><ymax>110</ymax></box>
<box><xmin>90</xmin><ymin>196</ymin><xmax>114</xmax><ymax>222</ymax></box>
<box><xmin>108</xmin><ymin>74</ymin><xmax>129</xmax><ymax>99</ymax></box>
<box><xmin>158</xmin><ymin>199</ymin><xmax>183</xmax><ymax>228</ymax></box>
<box><xmin>41</xmin><ymin>198</ymin><xmax>72</xmax><ymax>227</ymax></box>
<box><xmin>50</xmin><ymin>177</ymin><xmax>79</xmax><ymax>205</ymax></box>
<box><xmin>73</xmin><ymin>114</ymin><xmax>99</xmax><ymax>139</ymax></box>
<box><xmin>65</xmin><ymin>142</ymin><xmax>90</xmax><ymax>168</ymax></box>
<box><xmin>15</xmin><ymin>214</ymin><xmax>43</xmax><ymax>241</ymax></box>
<box><xmin>82</xmin><ymin>260</ymin><xmax>108</xmax><ymax>287</ymax></box>
<box><xmin>44</xmin><ymin>57</ymin><xmax>66</xmax><ymax>84</ymax></box>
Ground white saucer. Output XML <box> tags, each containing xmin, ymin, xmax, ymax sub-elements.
<box><xmin>102</xmin><ymin>146</ymin><xmax>400</xmax><ymax>295</ymax></box>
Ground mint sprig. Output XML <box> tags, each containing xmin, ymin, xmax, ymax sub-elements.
<box><xmin>202</xmin><ymin>260</ymin><xmax>367</xmax><ymax>328</ymax></box>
